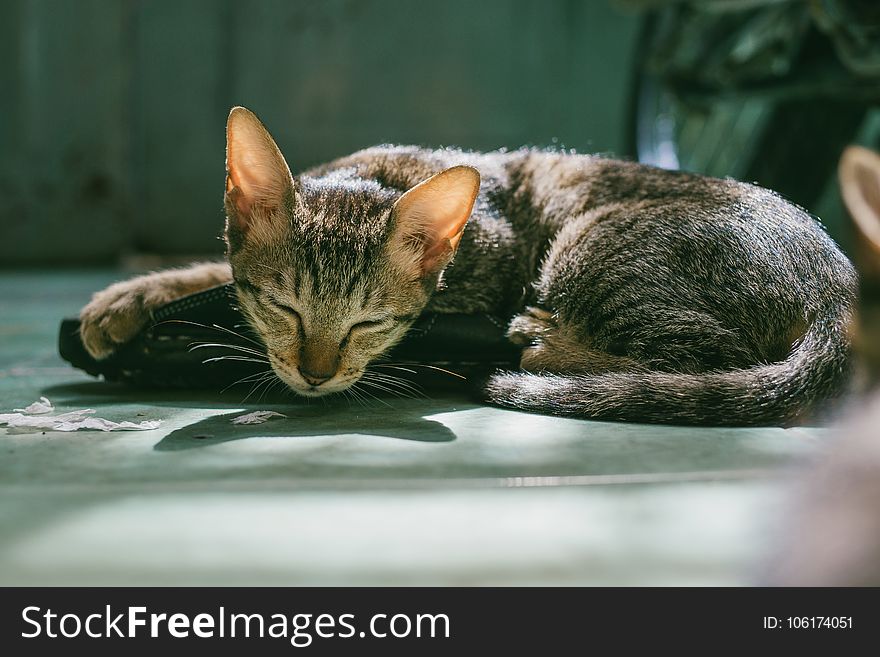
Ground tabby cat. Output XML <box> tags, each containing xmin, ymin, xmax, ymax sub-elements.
<box><xmin>79</xmin><ymin>107</ymin><xmax>857</xmax><ymax>426</ymax></box>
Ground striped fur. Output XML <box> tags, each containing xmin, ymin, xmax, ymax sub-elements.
<box><xmin>81</xmin><ymin>108</ymin><xmax>858</xmax><ymax>425</ymax></box>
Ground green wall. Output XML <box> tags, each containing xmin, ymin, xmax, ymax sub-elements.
<box><xmin>0</xmin><ymin>0</ymin><xmax>641</xmax><ymax>265</ymax></box>
<box><xmin>0</xmin><ymin>0</ymin><xmax>133</xmax><ymax>264</ymax></box>
<box><xmin>0</xmin><ymin>0</ymin><xmax>638</xmax><ymax>266</ymax></box>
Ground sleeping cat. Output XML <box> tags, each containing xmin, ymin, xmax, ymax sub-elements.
<box><xmin>79</xmin><ymin>106</ymin><xmax>857</xmax><ymax>426</ymax></box>
<box><xmin>767</xmin><ymin>145</ymin><xmax>880</xmax><ymax>585</ymax></box>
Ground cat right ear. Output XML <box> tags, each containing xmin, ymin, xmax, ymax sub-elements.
<box><xmin>225</xmin><ymin>106</ymin><xmax>295</xmax><ymax>242</ymax></box>
<box><xmin>840</xmin><ymin>145</ymin><xmax>880</xmax><ymax>256</ymax></box>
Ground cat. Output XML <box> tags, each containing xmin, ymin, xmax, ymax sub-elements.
<box><xmin>79</xmin><ymin>106</ymin><xmax>857</xmax><ymax>426</ymax></box>
<box><xmin>767</xmin><ymin>144</ymin><xmax>880</xmax><ymax>585</ymax></box>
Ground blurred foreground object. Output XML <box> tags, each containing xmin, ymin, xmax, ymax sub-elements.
<box><xmin>767</xmin><ymin>144</ymin><xmax>880</xmax><ymax>585</ymax></box>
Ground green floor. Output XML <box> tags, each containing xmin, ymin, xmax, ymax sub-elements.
<box><xmin>0</xmin><ymin>271</ymin><xmax>822</xmax><ymax>585</ymax></box>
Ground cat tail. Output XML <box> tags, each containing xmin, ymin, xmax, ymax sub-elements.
<box><xmin>484</xmin><ymin>301</ymin><xmax>854</xmax><ymax>427</ymax></box>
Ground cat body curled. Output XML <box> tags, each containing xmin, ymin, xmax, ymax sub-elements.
<box><xmin>79</xmin><ymin>107</ymin><xmax>857</xmax><ymax>426</ymax></box>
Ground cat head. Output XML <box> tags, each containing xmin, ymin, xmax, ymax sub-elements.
<box><xmin>839</xmin><ymin>145</ymin><xmax>880</xmax><ymax>384</ymax></box>
<box><xmin>222</xmin><ymin>106</ymin><xmax>480</xmax><ymax>396</ymax></box>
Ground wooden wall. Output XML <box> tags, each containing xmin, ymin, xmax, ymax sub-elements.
<box><xmin>0</xmin><ymin>0</ymin><xmax>640</xmax><ymax>264</ymax></box>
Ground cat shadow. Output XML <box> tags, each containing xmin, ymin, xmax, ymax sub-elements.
<box><xmin>41</xmin><ymin>380</ymin><xmax>466</xmax><ymax>450</ymax></box>
<box><xmin>155</xmin><ymin>405</ymin><xmax>458</xmax><ymax>451</ymax></box>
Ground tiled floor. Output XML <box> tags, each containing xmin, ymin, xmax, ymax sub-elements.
<box><xmin>0</xmin><ymin>271</ymin><xmax>823</xmax><ymax>585</ymax></box>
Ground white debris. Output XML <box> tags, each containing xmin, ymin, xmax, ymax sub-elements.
<box><xmin>13</xmin><ymin>397</ymin><xmax>54</xmax><ymax>414</ymax></box>
<box><xmin>231</xmin><ymin>410</ymin><xmax>287</xmax><ymax>425</ymax></box>
<box><xmin>1</xmin><ymin>399</ymin><xmax>161</xmax><ymax>433</ymax></box>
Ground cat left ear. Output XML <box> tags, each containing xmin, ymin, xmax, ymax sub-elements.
<box><xmin>391</xmin><ymin>165</ymin><xmax>481</xmax><ymax>276</ymax></box>
<box><xmin>225</xmin><ymin>106</ymin><xmax>295</xmax><ymax>238</ymax></box>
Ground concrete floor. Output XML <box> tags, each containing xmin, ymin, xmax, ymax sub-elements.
<box><xmin>0</xmin><ymin>271</ymin><xmax>823</xmax><ymax>585</ymax></box>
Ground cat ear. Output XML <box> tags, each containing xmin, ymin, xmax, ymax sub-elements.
<box><xmin>840</xmin><ymin>145</ymin><xmax>880</xmax><ymax>256</ymax></box>
<box><xmin>225</xmin><ymin>106</ymin><xmax>295</xmax><ymax>235</ymax></box>
<box><xmin>391</xmin><ymin>165</ymin><xmax>481</xmax><ymax>276</ymax></box>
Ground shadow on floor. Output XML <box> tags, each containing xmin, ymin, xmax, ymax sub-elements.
<box><xmin>154</xmin><ymin>405</ymin><xmax>461</xmax><ymax>451</ymax></box>
<box><xmin>41</xmin><ymin>380</ymin><xmax>470</xmax><ymax>450</ymax></box>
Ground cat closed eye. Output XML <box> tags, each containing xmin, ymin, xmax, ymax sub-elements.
<box><xmin>351</xmin><ymin>319</ymin><xmax>386</xmax><ymax>331</ymax></box>
<box><xmin>340</xmin><ymin>319</ymin><xmax>388</xmax><ymax>349</ymax></box>
<box><xmin>272</xmin><ymin>302</ymin><xmax>302</xmax><ymax>322</ymax></box>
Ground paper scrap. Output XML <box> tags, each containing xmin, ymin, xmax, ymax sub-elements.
<box><xmin>13</xmin><ymin>397</ymin><xmax>54</xmax><ymax>414</ymax></box>
<box><xmin>1</xmin><ymin>398</ymin><xmax>161</xmax><ymax>433</ymax></box>
<box><xmin>231</xmin><ymin>411</ymin><xmax>287</xmax><ymax>425</ymax></box>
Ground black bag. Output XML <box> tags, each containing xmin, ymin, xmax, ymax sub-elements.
<box><xmin>59</xmin><ymin>284</ymin><xmax>519</xmax><ymax>390</ymax></box>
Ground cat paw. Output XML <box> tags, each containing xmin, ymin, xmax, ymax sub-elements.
<box><xmin>79</xmin><ymin>280</ymin><xmax>158</xmax><ymax>359</ymax></box>
<box><xmin>506</xmin><ymin>306</ymin><xmax>554</xmax><ymax>346</ymax></box>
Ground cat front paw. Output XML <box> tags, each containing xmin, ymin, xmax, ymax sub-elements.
<box><xmin>79</xmin><ymin>280</ymin><xmax>158</xmax><ymax>359</ymax></box>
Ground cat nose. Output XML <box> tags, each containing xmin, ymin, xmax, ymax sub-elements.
<box><xmin>299</xmin><ymin>343</ymin><xmax>340</xmax><ymax>386</ymax></box>
<box><xmin>298</xmin><ymin>365</ymin><xmax>334</xmax><ymax>386</ymax></box>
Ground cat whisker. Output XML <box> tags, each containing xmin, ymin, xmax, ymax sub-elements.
<box><xmin>361</xmin><ymin>378</ymin><xmax>424</xmax><ymax>401</ymax></box>
<box><xmin>202</xmin><ymin>355</ymin><xmax>270</xmax><ymax>365</ymax></box>
<box><xmin>258</xmin><ymin>369</ymin><xmax>293</xmax><ymax>402</ymax></box>
<box><xmin>361</xmin><ymin>369</ymin><xmax>426</xmax><ymax>396</ymax></box>
<box><xmin>344</xmin><ymin>385</ymin><xmax>369</xmax><ymax>408</ymax></box>
<box><xmin>374</xmin><ymin>362</ymin><xmax>467</xmax><ymax>380</ymax></box>
<box><xmin>370</xmin><ymin>364</ymin><xmax>418</xmax><ymax>375</ymax></box>
<box><xmin>365</xmin><ymin>369</ymin><xmax>421</xmax><ymax>386</ymax></box>
<box><xmin>189</xmin><ymin>342</ymin><xmax>268</xmax><ymax>358</ymax></box>
<box><xmin>362</xmin><ymin>369</ymin><xmax>427</xmax><ymax>398</ymax></box>
<box><xmin>157</xmin><ymin>319</ymin><xmax>264</xmax><ymax>347</ymax></box>
<box><xmin>358</xmin><ymin>378</ymin><xmax>417</xmax><ymax>402</ymax></box>
<box><xmin>273</xmin><ymin>377</ymin><xmax>293</xmax><ymax>397</ymax></box>
<box><xmin>241</xmin><ymin>371</ymin><xmax>281</xmax><ymax>403</ymax></box>
<box><xmin>350</xmin><ymin>382</ymin><xmax>393</xmax><ymax>408</ymax></box>
<box><xmin>256</xmin><ymin>376</ymin><xmax>278</xmax><ymax>403</ymax></box>
<box><xmin>404</xmin><ymin>364</ymin><xmax>467</xmax><ymax>380</ymax></box>
<box><xmin>221</xmin><ymin>368</ymin><xmax>275</xmax><ymax>394</ymax></box>
<box><xmin>345</xmin><ymin>387</ymin><xmax>370</xmax><ymax>409</ymax></box>
<box><xmin>255</xmin><ymin>379</ymin><xmax>280</xmax><ymax>403</ymax></box>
